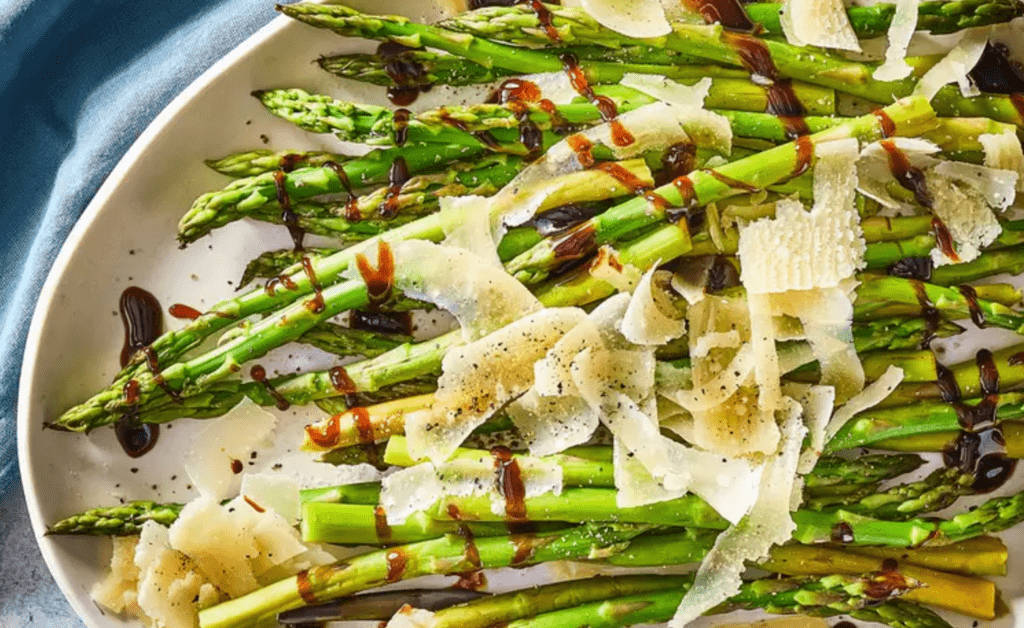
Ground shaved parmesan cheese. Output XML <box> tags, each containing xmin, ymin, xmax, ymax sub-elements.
<box><xmin>739</xmin><ymin>199</ymin><xmax>864</xmax><ymax>293</ymax></box>
<box><xmin>780</xmin><ymin>0</ymin><xmax>861</xmax><ymax>52</ymax></box>
<box><xmin>668</xmin><ymin>401</ymin><xmax>805</xmax><ymax>628</ymax></box>
<box><xmin>620</xmin><ymin>75</ymin><xmax>713</xmax><ymax>109</ymax></box>
<box><xmin>380</xmin><ymin>455</ymin><xmax>562</xmax><ymax>525</ymax></box>
<box><xmin>671</xmin><ymin>344</ymin><xmax>755</xmax><ymax>413</ymax></box>
<box><xmin>980</xmin><ymin>130</ymin><xmax>1024</xmax><ymax>193</ymax></box>
<box><xmin>384</xmin><ymin>239</ymin><xmax>541</xmax><ymax>341</ymax></box>
<box><xmin>769</xmin><ymin>287</ymin><xmax>863</xmax><ymax>402</ymax></box>
<box><xmin>927</xmin><ymin>173</ymin><xmax>1002</xmax><ymax>266</ymax></box>
<box><xmin>167</xmin><ymin>496</ymin><xmax>259</xmax><ymax>598</ymax></box>
<box><xmin>92</xmin><ymin>536</ymin><xmax>141</xmax><ymax>615</ymax></box>
<box><xmin>506</xmin><ymin>389</ymin><xmax>599</xmax><ymax>456</ymax></box>
<box><xmin>857</xmin><ymin>137</ymin><xmax>940</xmax><ymax>209</ymax></box>
<box><xmin>873</xmin><ymin>0</ymin><xmax>919</xmax><ymax>81</ymax></box>
<box><xmin>784</xmin><ymin>383</ymin><xmax>837</xmax><ymax>474</ymax></box>
<box><xmin>933</xmin><ymin>160</ymin><xmax>1017</xmax><ymax>210</ymax></box>
<box><xmin>387</xmin><ymin>605</ymin><xmax>439</xmax><ymax>628</ymax></box>
<box><xmin>825</xmin><ymin>365</ymin><xmax>905</xmax><ymax>441</ymax></box>
<box><xmin>578</xmin><ymin>0</ymin><xmax>672</xmax><ymax>38</ymax></box>
<box><xmin>621</xmin><ymin>267</ymin><xmax>687</xmax><ymax>345</ymax></box>
<box><xmin>135</xmin><ymin>522</ymin><xmax>210</xmax><ymax>628</ymax></box>
<box><xmin>691</xmin><ymin>330</ymin><xmax>741</xmax><ymax>358</ymax></box>
<box><xmin>914</xmin><ymin>29</ymin><xmax>988</xmax><ymax>100</ymax></box>
<box><xmin>407</xmin><ymin>308</ymin><xmax>587</xmax><ymax>462</ymax></box>
<box><xmin>440</xmin><ymin>195</ymin><xmax>502</xmax><ymax>267</ymax></box>
<box><xmin>184</xmin><ymin>398</ymin><xmax>277</xmax><ymax>500</ymax></box>
<box><xmin>241</xmin><ymin>473</ymin><xmax>301</xmax><ymax>525</ymax></box>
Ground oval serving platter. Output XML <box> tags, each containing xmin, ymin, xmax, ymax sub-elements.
<box><xmin>17</xmin><ymin>2</ymin><xmax>1024</xmax><ymax>628</ymax></box>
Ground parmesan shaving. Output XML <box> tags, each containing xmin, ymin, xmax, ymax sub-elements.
<box><xmin>825</xmin><ymin>365</ymin><xmax>905</xmax><ymax>441</ymax></box>
<box><xmin>506</xmin><ymin>389</ymin><xmax>599</xmax><ymax>457</ymax></box>
<box><xmin>240</xmin><ymin>473</ymin><xmax>301</xmax><ymax>525</ymax></box>
<box><xmin>872</xmin><ymin>0</ymin><xmax>919</xmax><ymax>81</ymax></box>
<box><xmin>406</xmin><ymin>308</ymin><xmax>587</xmax><ymax>462</ymax></box>
<box><xmin>92</xmin><ymin>536</ymin><xmax>142</xmax><ymax>615</ymax></box>
<box><xmin>620</xmin><ymin>75</ymin><xmax>713</xmax><ymax>109</ymax></box>
<box><xmin>914</xmin><ymin>29</ymin><xmax>988</xmax><ymax>100</ymax></box>
<box><xmin>784</xmin><ymin>383</ymin><xmax>837</xmax><ymax>474</ymax></box>
<box><xmin>980</xmin><ymin>129</ymin><xmax>1024</xmax><ymax>193</ymax></box>
<box><xmin>578</xmin><ymin>0</ymin><xmax>672</xmax><ymax>38</ymax></box>
<box><xmin>167</xmin><ymin>496</ymin><xmax>259</xmax><ymax>597</ymax></box>
<box><xmin>668</xmin><ymin>401</ymin><xmax>806</xmax><ymax>628</ymax></box>
<box><xmin>517</xmin><ymin>72</ymin><xmax>580</xmax><ymax>105</ymax></box>
<box><xmin>621</xmin><ymin>266</ymin><xmax>687</xmax><ymax>345</ymax></box>
<box><xmin>932</xmin><ymin>160</ymin><xmax>1018</xmax><ymax>210</ymax></box>
<box><xmin>780</xmin><ymin>0</ymin><xmax>861</xmax><ymax>52</ymax></box>
<box><xmin>135</xmin><ymin>522</ymin><xmax>211</xmax><ymax>628</ymax></box>
<box><xmin>439</xmin><ymin>195</ymin><xmax>502</xmax><ymax>267</ymax></box>
<box><xmin>383</xmin><ymin>239</ymin><xmax>542</xmax><ymax>341</ymax></box>
<box><xmin>927</xmin><ymin>172</ymin><xmax>1002</xmax><ymax>266</ymax></box>
<box><xmin>183</xmin><ymin>398</ymin><xmax>277</xmax><ymax>501</ymax></box>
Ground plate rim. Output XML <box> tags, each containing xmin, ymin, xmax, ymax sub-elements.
<box><xmin>16</xmin><ymin>10</ymin><xmax>296</xmax><ymax>626</ymax></box>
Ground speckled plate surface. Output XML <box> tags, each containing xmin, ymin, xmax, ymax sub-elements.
<box><xmin>16</xmin><ymin>2</ymin><xmax>1024</xmax><ymax>627</ymax></box>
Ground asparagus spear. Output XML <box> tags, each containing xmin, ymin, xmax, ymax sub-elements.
<box><xmin>204</xmin><ymin>149</ymin><xmax>354</xmax><ymax>178</ymax></box>
<box><xmin>254</xmin><ymin>86</ymin><xmax>836</xmax><ymax>151</ymax></box>
<box><xmin>416</xmin><ymin>572</ymin><xmax>926</xmax><ymax>628</ymax></box>
<box><xmin>502</xmin><ymin>582</ymin><xmax>937</xmax><ymax>628</ymax></box>
<box><xmin>296</xmin><ymin>322</ymin><xmax>411</xmax><ymax>359</ymax></box>
<box><xmin>319</xmin><ymin>48</ymin><xmax>750</xmax><ymax>88</ymax></box>
<box><xmin>744</xmin><ymin>0</ymin><xmax>1024</xmax><ymax>37</ymax></box>
<box><xmin>238</xmin><ymin>247</ymin><xmax>335</xmax><ymax>288</ymax></box>
<box><xmin>197</xmin><ymin>523</ymin><xmax>652</xmax><ymax>628</ymax></box>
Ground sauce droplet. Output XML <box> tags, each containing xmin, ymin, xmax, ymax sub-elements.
<box><xmin>119</xmin><ymin>287</ymin><xmax>163</xmax><ymax>368</ymax></box>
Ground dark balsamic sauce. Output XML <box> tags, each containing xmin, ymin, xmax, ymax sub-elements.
<box><xmin>683</xmin><ymin>0</ymin><xmax>757</xmax><ymax>31</ymax></box>
<box><xmin>377</xmin><ymin>41</ymin><xmax>432</xmax><ymax>107</ymax></box>
<box><xmin>910</xmin><ymin>280</ymin><xmax>944</xmax><ymax>349</ymax></box>
<box><xmin>351</xmin><ymin>310</ymin><xmax>414</xmax><ymax>336</ymax></box>
<box><xmin>874</xmin><ymin>109</ymin><xmax>897</xmax><ymax>139</ymax></box>
<box><xmin>958</xmin><ymin>285</ymin><xmax>987</xmax><ymax>329</ymax></box>
<box><xmin>374</xmin><ymin>506</ymin><xmax>393</xmax><ymax>543</ymax></box>
<box><xmin>168</xmin><ymin>304</ymin><xmax>202</xmax><ymax>320</ymax></box>
<box><xmin>657</xmin><ymin>141</ymin><xmax>698</xmax><ymax>186</ymax></box>
<box><xmin>355</xmin><ymin>241</ymin><xmax>396</xmax><ymax>309</ymax></box>
<box><xmin>392</xmin><ymin>108</ymin><xmax>411</xmax><ymax>147</ymax></box>
<box><xmin>119</xmin><ymin>287</ymin><xmax>163</xmax><ymax>368</ymax></box>
<box><xmin>566</xmin><ymin>134</ymin><xmax>595</xmax><ymax>168</ymax></box>
<box><xmin>452</xmin><ymin>523</ymin><xmax>487</xmax><ymax>591</ymax></box>
<box><xmin>264</xmin><ymin>274</ymin><xmax>297</xmax><ymax>297</ymax></box>
<box><xmin>296</xmin><ymin>570</ymin><xmax>319</xmax><ymax>604</ymax></box>
<box><xmin>378</xmin><ymin>157</ymin><xmax>410</xmax><ymax>219</ymax></box>
<box><xmin>552</xmin><ymin>223</ymin><xmax>598</xmax><ymax>262</ymax></box>
<box><xmin>250</xmin><ymin>364</ymin><xmax>290</xmax><ymax>411</ymax></box>
<box><xmin>967</xmin><ymin>43</ymin><xmax>1024</xmax><ymax>96</ymax></box>
<box><xmin>351</xmin><ymin>407</ymin><xmax>380</xmax><ymax>467</ymax></box>
<box><xmin>830</xmin><ymin>521</ymin><xmax>855</xmax><ymax>543</ymax></box>
<box><xmin>791</xmin><ymin>135</ymin><xmax>814</xmax><ymax>177</ymax></box>
<box><xmin>385</xmin><ymin>549</ymin><xmax>410</xmax><ymax>583</ymax></box>
<box><xmin>141</xmin><ymin>346</ymin><xmax>182</xmax><ymax>404</ymax></box>
<box><xmin>722</xmin><ymin>32</ymin><xmax>808</xmax><ymax>138</ymax></box>
<box><xmin>704</xmin><ymin>168</ymin><xmax>761</xmax><ymax>193</ymax></box>
<box><xmin>888</xmin><ymin>257</ymin><xmax>933</xmax><ymax>282</ymax></box>
<box><xmin>937</xmin><ymin>350</ymin><xmax>1018</xmax><ymax>493</ymax></box>
<box><xmin>325</xmin><ymin>161</ymin><xmax>361</xmax><ymax>222</ymax></box>
<box><xmin>491</xmin><ymin>446</ymin><xmax>528</xmax><ymax>521</ymax></box>
<box><xmin>932</xmin><ymin>217</ymin><xmax>960</xmax><ymax>263</ymax></box>
<box><xmin>301</xmin><ymin>257</ymin><xmax>326</xmax><ymax>314</ymax></box>
<box><xmin>594</xmin><ymin>161</ymin><xmax>669</xmax><ymax>211</ymax></box>
<box><xmin>559</xmin><ymin>53</ymin><xmax>634</xmax><ymax>147</ymax></box>
<box><xmin>665</xmin><ymin>176</ymin><xmax>699</xmax><ymax>225</ymax></box>
<box><xmin>305</xmin><ymin>414</ymin><xmax>342</xmax><ymax>449</ymax></box>
<box><xmin>879</xmin><ymin>140</ymin><xmax>934</xmax><ymax>208</ymax></box>
<box><xmin>273</xmin><ymin>169</ymin><xmax>305</xmax><ymax>251</ymax></box>
<box><xmin>527</xmin><ymin>203</ymin><xmax>605</xmax><ymax>236</ymax></box>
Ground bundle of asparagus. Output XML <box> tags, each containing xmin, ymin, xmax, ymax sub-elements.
<box><xmin>44</xmin><ymin>1</ymin><xmax>1024</xmax><ymax>628</ymax></box>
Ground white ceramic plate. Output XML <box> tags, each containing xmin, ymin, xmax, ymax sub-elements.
<box><xmin>16</xmin><ymin>2</ymin><xmax>1024</xmax><ymax>627</ymax></box>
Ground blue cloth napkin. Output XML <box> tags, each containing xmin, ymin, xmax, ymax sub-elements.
<box><xmin>0</xmin><ymin>0</ymin><xmax>279</xmax><ymax>496</ymax></box>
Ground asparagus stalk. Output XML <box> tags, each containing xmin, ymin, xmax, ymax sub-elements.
<box><xmin>238</xmin><ymin>247</ymin><xmax>335</xmax><ymax>288</ymax></box>
<box><xmin>871</xmin><ymin>421</ymin><xmax>1024</xmax><ymax>456</ymax></box>
<box><xmin>842</xmin><ymin>536</ymin><xmax>1008</xmax><ymax>577</ymax></box>
<box><xmin>502</xmin><ymin>583</ymin><xmax>938</xmax><ymax>628</ymax></box>
<box><xmin>744</xmin><ymin>0</ymin><xmax>1024</xmax><ymax>38</ymax></box>
<box><xmin>197</xmin><ymin>523</ymin><xmax>652</xmax><ymax>628</ymax></box>
<box><xmin>204</xmin><ymin>149</ymin><xmax>354</xmax><ymax>178</ymax></box>
<box><xmin>296</xmin><ymin>322</ymin><xmax>411</xmax><ymax>359</ymax></box>
<box><xmin>424</xmin><ymin>572</ymin><xmax>926</xmax><ymax>628</ymax></box>
<box><xmin>762</xmin><ymin>543</ymin><xmax>996</xmax><ymax>619</ymax></box>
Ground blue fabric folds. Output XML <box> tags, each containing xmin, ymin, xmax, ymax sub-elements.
<box><xmin>0</xmin><ymin>0</ymin><xmax>278</xmax><ymax>496</ymax></box>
